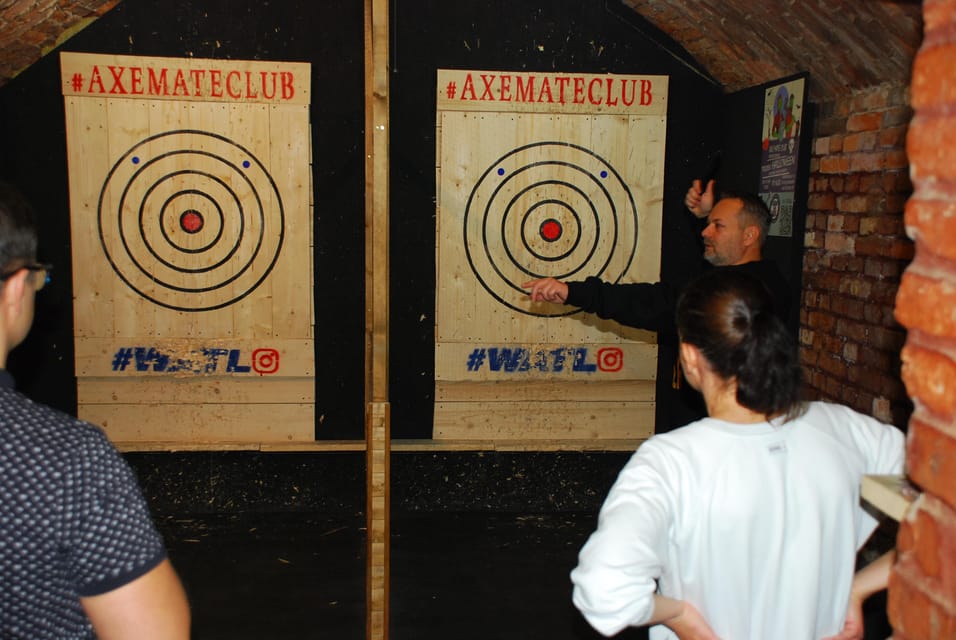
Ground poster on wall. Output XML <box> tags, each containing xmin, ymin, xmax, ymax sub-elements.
<box><xmin>60</xmin><ymin>52</ymin><xmax>314</xmax><ymax>446</ymax></box>
<box><xmin>434</xmin><ymin>69</ymin><xmax>667</xmax><ymax>443</ymax></box>
<box><xmin>759</xmin><ymin>76</ymin><xmax>805</xmax><ymax>238</ymax></box>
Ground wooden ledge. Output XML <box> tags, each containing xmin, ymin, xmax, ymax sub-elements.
<box><xmin>861</xmin><ymin>474</ymin><xmax>919</xmax><ymax>521</ymax></box>
<box><xmin>115</xmin><ymin>438</ymin><xmax>646</xmax><ymax>453</ymax></box>
<box><xmin>392</xmin><ymin>439</ymin><xmax>645</xmax><ymax>452</ymax></box>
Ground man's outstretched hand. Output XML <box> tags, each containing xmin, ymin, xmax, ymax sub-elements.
<box><xmin>522</xmin><ymin>277</ymin><xmax>569</xmax><ymax>304</ymax></box>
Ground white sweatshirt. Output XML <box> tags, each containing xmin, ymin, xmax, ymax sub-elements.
<box><xmin>571</xmin><ymin>401</ymin><xmax>905</xmax><ymax>639</ymax></box>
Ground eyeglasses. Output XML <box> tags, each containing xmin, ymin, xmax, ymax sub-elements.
<box><xmin>0</xmin><ymin>263</ymin><xmax>53</xmax><ymax>291</ymax></box>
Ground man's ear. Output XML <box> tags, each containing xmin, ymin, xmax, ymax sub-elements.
<box><xmin>743</xmin><ymin>224</ymin><xmax>759</xmax><ymax>247</ymax></box>
<box><xmin>0</xmin><ymin>268</ymin><xmax>29</xmax><ymax>317</ymax></box>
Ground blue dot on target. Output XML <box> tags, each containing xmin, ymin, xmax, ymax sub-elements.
<box><xmin>132</xmin><ymin>156</ymin><xmax>140</xmax><ymax>164</ymax></box>
<box><xmin>243</xmin><ymin>160</ymin><xmax>251</xmax><ymax>169</ymax></box>
<box><xmin>600</xmin><ymin>170</ymin><xmax>608</xmax><ymax>178</ymax></box>
<box><xmin>497</xmin><ymin>167</ymin><xmax>505</xmax><ymax>176</ymax></box>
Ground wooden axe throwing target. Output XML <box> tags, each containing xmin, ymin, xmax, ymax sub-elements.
<box><xmin>61</xmin><ymin>52</ymin><xmax>314</xmax><ymax>446</ymax></box>
<box><xmin>464</xmin><ymin>140</ymin><xmax>638</xmax><ymax>317</ymax></box>
<box><xmin>435</xmin><ymin>69</ymin><xmax>668</xmax><ymax>443</ymax></box>
<box><xmin>98</xmin><ymin>129</ymin><xmax>284</xmax><ymax>311</ymax></box>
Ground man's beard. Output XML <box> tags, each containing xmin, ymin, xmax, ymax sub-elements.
<box><xmin>703</xmin><ymin>246</ymin><xmax>729</xmax><ymax>266</ymax></box>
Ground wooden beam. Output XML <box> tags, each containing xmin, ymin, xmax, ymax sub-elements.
<box><xmin>365</xmin><ymin>0</ymin><xmax>390</xmax><ymax>637</ymax></box>
<box><xmin>365</xmin><ymin>0</ymin><xmax>389</xmax><ymax>402</ymax></box>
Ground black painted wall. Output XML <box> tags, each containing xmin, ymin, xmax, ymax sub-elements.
<box><xmin>0</xmin><ymin>0</ymin><xmax>723</xmax><ymax>444</ymax></box>
<box><xmin>0</xmin><ymin>0</ymin><xmax>367</xmax><ymax>438</ymax></box>
<box><xmin>388</xmin><ymin>0</ymin><xmax>724</xmax><ymax>437</ymax></box>
<box><xmin>720</xmin><ymin>72</ymin><xmax>814</xmax><ymax>339</ymax></box>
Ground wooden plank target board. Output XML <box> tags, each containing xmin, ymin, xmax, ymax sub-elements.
<box><xmin>60</xmin><ymin>52</ymin><xmax>314</xmax><ymax>445</ymax></box>
<box><xmin>435</xmin><ymin>69</ymin><xmax>667</xmax><ymax>442</ymax></box>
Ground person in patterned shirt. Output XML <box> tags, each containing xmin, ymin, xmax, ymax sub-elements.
<box><xmin>0</xmin><ymin>181</ymin><xmax>190</xmax><ymax>639</ymax></box>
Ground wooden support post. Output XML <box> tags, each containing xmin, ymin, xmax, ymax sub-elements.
<box><xmin>366</xmin><ymin>402</ymin><xmax>390</xmax><ymax>639</ymax></box>
<box><xmin>365</xmin><ymin>0</ymin><xmax>390</xmax><ymax>638</ymax></box>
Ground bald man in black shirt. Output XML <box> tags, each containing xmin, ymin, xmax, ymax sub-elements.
<box><xmin>523</xmin><ymin>181</ymin><xmax>791</xmax><ymax>429</ymax></box>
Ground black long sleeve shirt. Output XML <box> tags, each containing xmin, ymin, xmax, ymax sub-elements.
<box><xmin>564</xmin><ymin>259</ymin><xmax>792</xmax><ymax>335</ymax></box>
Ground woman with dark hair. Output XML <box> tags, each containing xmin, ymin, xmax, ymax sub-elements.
<box><xmin>570</xmin><ymin>269</ymin><xmax>904</xmax><ymax>639</ymax></box>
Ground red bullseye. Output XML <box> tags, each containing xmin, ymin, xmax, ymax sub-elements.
<box><xmin>180</xmin><ymin>210</ymin><xmax>204</xmax><ymax>234</ymax></box>
<box><xmin>539</xmin><ymin>218</ymin><xmax>563</xmax><ymax>242</ymax></box>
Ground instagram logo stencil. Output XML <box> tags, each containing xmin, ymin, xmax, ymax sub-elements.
<box><xmin>597</xmin><ymin>347</ymin><xmax>624</xmax><ymax>372</ymax></box>
<box><xmin>251</xmin><ymin>348</ymin><xmax>280</xmax><ymax>375</ymax></box>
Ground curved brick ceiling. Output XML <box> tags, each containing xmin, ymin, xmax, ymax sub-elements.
<box><xmin>0</xmin><ymin>0</ymin><xmax>121</xmax><ymax>85</ymax></box>
<box><xmin>621</xmin><ymin>0</ymin><xmax>922</xmax><ymax>98</ymax></box>
<box><xmin>0</xmin><ymin>0</ymin><xmax>923</xmax><ymax>102</ymax></box>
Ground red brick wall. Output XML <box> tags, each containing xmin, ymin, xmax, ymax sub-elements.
<box><xmin>0</xmin><ymin>0</ymin><xmax>120</xmax><ymax>82</ymax></box>
<box><xmin>888</xmin><ymin>0</ymin><xmax>956</xmax><ymax>636</ymax></box>
<box><xmin>803</xmin><ymin>83</ymin><xmax>914</xmax><ymax>426</ymax></box>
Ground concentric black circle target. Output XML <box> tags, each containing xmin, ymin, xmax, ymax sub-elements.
<box><xmin>97</xmin><ymin>129</ymin><xmax>284</xmax><ymax>311</ymax></box>
<box><xmin>464</xmin><ymin>141</ymin><xmax>638</xmax><ymax>316</ymax></box>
